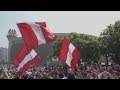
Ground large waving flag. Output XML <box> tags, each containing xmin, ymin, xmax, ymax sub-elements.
<box><xmin>17</xmin><ymin>22</ymin><xmax>57</xmax><ymax>49</ymax></box>
<box><xmin>58</xmin><ymin>37</ymin><xmax>80</xmax><ymax>69</ymax></box>
<box><xmin>14</xmin><ymin>22</ymin><xmax>56</xmax><ymax>75</ymax></box>
<box><xmin>13</xmin><ymin>46</ymin><xmax>41</xmax><ymax>75</ymax></box>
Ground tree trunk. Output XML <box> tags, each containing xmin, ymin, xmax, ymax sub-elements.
<box><xmin>114</xmin><ymin>54</ymin><xmax>120</xmax><ymax>64</ymax></box>
<box><xmin>106</xmin><ymin>54</ymin><xmax>108</xmax><ymax>66</ymax></box>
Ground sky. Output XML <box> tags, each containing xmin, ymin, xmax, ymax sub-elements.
<box><xmin>0</xmin><ymin>11</ymin><xmax>120</xmax><ymax>48</ymax></box>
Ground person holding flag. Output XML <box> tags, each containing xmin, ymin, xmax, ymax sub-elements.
<box><xmin>58</xmin><ymin>37</ymin><xmax>82</xmax><ymax>79</ymax></box>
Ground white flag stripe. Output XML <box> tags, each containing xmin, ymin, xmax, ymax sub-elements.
<box><xmin>30</xmin><ymin>49</ymin><xmax>37</xmax><ymax>58</ymax></box>
<box><xmin>65</xmin><ymin>43</ymin><xmax>75</xmax><ymax>67</ymax></box>
<box><xmin>27</xmin><ymin>23</ymin><xmax>46</xmax><ymax>45</ymax></box>
<box><xmin>66</xmin><ymin>51</ymin><xmax>72</xmax><ymax>66</ymax></box>
<box><xmin>17</xmin><ymin>49</ymin><xmax>37</xmax><ymax>72</ymax></box>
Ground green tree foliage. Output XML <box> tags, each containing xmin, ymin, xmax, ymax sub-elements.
<box><xmin>69</xmin><ymin>32</ymin><xmax>101</xmax><ymax>63</ymax></box>
<box><xmin>52</xmin><ymin>32</ymin><xmax>101</xmax><ymax>64</ymax></box>
<box><xmin>51</xmin><ymin>37</ymin><xmax>63</xmax><ymax>57</ymax></box>
<box><xmin>100</xmin><ymin>20</ymin><xmax>120</xmax><ymax>64</ymax></box>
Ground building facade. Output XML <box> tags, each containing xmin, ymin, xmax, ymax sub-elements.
<box><xmin>0</xmin><ymin>47</ymin><xmax>8</xmax><ymax>63</ymax></box>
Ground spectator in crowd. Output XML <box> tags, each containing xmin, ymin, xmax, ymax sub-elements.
<box><xmin>0</xmin><ymin>62</ymin><xmax>120</xmax><ymax>79</ymax></box>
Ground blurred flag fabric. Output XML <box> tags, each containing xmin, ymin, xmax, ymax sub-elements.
<box><xmin>13</xmin><ymin>46</ymin><xmax>41</xmax><ymax>75</ymax></box>
<box><xmin>58</xmin><ymin>37</ymin><xmax>80</xmax><ymax>69</ymax></box>
<box><xmin>17</xmin><ymin>22</ymin><xmax>57</xmax><ymax>49</ymax></box>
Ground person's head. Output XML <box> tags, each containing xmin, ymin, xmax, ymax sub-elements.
<box><xmin>91</xmin><ymin>72</ymin><xmax>98</xmax><ymax>78</ymax></box>
<box><xmin>68</xmin><ymin>68</ymin><xmax>74</xmax><ymax>73</ymax></box>
<box><xmin>59</xmin><ymin>73</ymin><xmax>64</xmax><ymax>79</ymax></box>
<box><xmin>67</xmin><ymin>73</ymin><xmax>75</xmax><ymax>79</ymax></box>
<box><xmin>22</xmin><ymin>74</ymin><xmax>28</xmax><ymax>79</ymax></box>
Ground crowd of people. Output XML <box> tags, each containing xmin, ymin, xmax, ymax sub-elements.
<box><xmin>0</xmin><ymin>62</ymin><xmax>120</xmax><ymax>79</ymax></box>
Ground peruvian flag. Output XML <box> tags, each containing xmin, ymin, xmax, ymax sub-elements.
<box><xmin>17</xmin><ymin>22</ymin><xmax>57</xmax><ymax>49</ymax></box>
<box><xmin>13</xmin><ymin>46</ymin><xmax>41</xmax><ymax>75</ymax></box>
<box><xmin>58</xmin><ymin>37</ymin><xmax>80</xmax><ymax>69</ymax></box>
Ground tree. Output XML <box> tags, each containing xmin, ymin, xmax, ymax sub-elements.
<box><xmin>51</xmin><ymin>37</ymin><xmax>63</xmax><ymax>57</ymax></box>
<box><xmin>47</xmin><ymin>53</ymin><xmax>53</xmax><ymax>66</ymax></box>
<box><xmin>52</xmin><ymin>32</ymin><xmax>101</xmax><ymax>64</ymax></box>
<box><xmin>100</xmin><ymin>20</ymin><xmax>120</xmax><ymax>64</ymax></box>
<box><xmin>72</xmin><ymin>33</ymin><xmax>101</xmax><ymax>64</ymax></box>
<box><xmin>47</xmin><ymin>53</ymin><xmax>53</xmax><ymax>61</ymax></box>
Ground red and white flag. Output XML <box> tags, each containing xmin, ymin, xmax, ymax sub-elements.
<box><xmin>17</xmin><ymin>22</ymin><xmax>57</xmax><ymax>49</ymax></box>
<box><xmin>58</xmin><ymin>37</ymin><xmax>80</xmax><ymax>69</ymax></box>
<box><xmin>13</xmin><ymin>46</ymin><xmax>41</xmax><ymax>75</ymax></box>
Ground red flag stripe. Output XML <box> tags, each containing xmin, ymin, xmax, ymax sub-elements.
<box><xmin>13</xmin><ymin>46</ymin><xmax>30</xmax><ymax>67</ymax></box>
<box><xmin>40</xmin><ymin>26</ymin><xmax>57</xmax><ymax>43</ymax></box>
<box><xmin>35</xmin><ymin>22</ymin><xmax>46</xmax><ymax>27</ymax></box>
<box><xmin>58</xmin><ymin>37</ymin><xmax>70</xmax><ymax>62</ymax></box>
<box><xmin>17</xmin><ymin>23</ymin><xmax>38</xmax><ymax>49</ymax></box>
<box><xmin>71</xmin><ymin>49</ymin><xmax>80</xmax><ymax>69</ymax></box>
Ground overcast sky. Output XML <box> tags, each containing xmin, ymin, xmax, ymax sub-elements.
<box><xmin>0</xmin><ymin>11</ymin><xmax>120</xmax><ymax>48</ymax></box>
